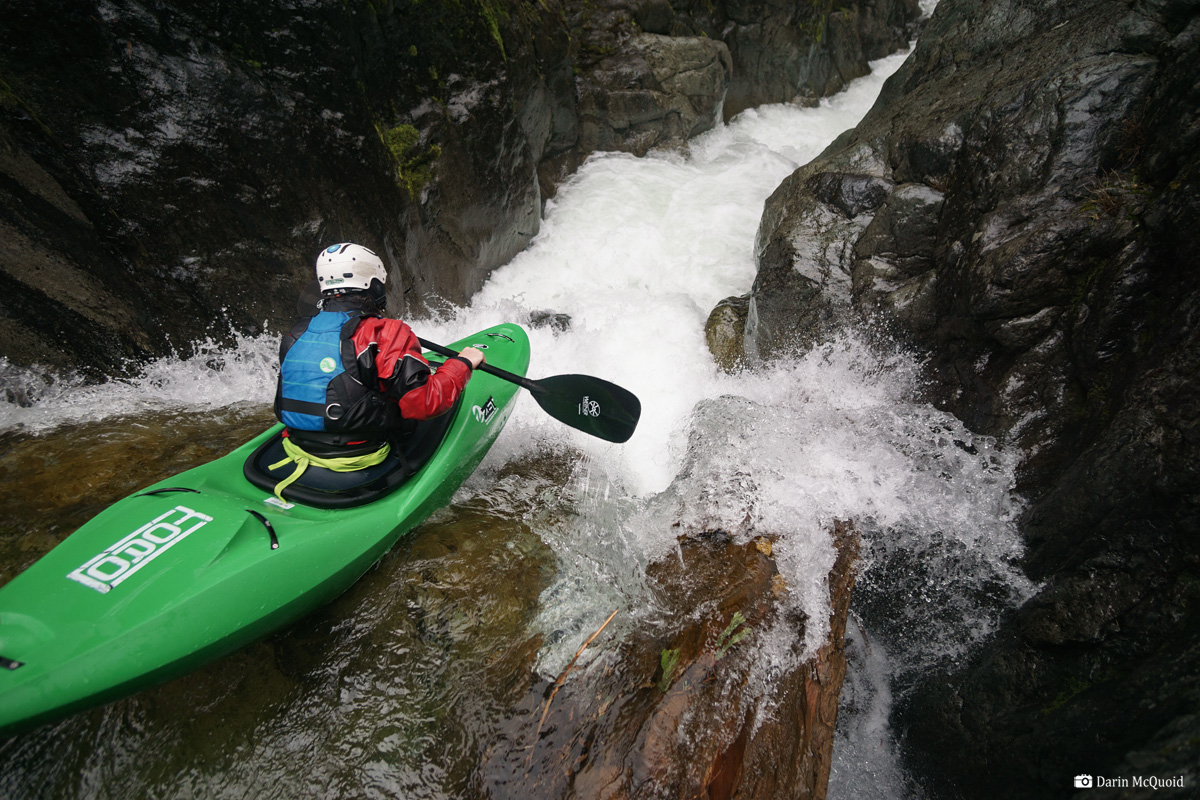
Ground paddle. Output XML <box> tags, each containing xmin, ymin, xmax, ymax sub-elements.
<box><xmin>418</xmin><ymin>337</ymin><xmax>641</xmax><ymax>443</ymax></box>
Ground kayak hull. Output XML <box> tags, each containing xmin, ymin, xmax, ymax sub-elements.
<box><xmin>0</xmin><ymin>323</ymin><xmax>529</xmax><ymax>736</ymax></box>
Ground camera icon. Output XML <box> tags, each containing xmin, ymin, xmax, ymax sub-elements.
<box><xmin>1074</xmin><ymin>775</ymin><xmax>1094</xmax><ymax>789</ymax></box>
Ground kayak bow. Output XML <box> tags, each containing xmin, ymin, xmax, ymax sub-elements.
<box><xmin>0</xmin><ymin>323</ymin><xmax>530</xmax><ymax>736</ymax></box>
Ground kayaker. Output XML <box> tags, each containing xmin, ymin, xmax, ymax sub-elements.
<box><xmin>273</xmin><ymin>242</ymin><xmax>485</xmax><ymax>464</ymax></box>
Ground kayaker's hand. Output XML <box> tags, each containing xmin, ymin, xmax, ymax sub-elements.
<box><xmin>460</xmin><ymin>347</ymin><xmax>486</xmax><ymax>370</ymax></box>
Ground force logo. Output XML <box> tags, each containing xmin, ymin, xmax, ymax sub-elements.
<box><xmin>578</xmin><ymin>396</ymin><xmax>601</xmax><ymax>418</ymax></box>
<box><xmin>473</xmin><ymin>397</ymin><xmax>498</xmax><ymax>424</ymax></box>
<box><xmin>67</xmin><ymin>506</ymin><xmax>213</xmax><ymax>594</ymax></box>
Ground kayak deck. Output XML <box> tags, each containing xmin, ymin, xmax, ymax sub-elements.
<box><xmin>0</xmin><ymin>323</ymin><xmax>529</xmax><ymax>736</ymax></box>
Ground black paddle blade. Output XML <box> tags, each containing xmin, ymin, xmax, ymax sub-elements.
<box><xmin>530</xmin><ymin>374</ymin><xmax>641</xmax><ymax>443</ymax></box>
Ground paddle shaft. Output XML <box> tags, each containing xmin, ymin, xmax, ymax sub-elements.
<box><xmin>418</xmin><ymin>337</ymin><xmax>544</xmax><ymax>395</ymax></box>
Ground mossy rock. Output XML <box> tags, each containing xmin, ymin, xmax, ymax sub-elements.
<box><xmin>704</xmin><ymin>293</ymin><xmax>750</xmax><ymax>372</ymax></box>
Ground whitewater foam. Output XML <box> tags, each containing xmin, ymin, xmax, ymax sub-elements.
<box><xmin>0</xmin><ymin>332</ymin><xmax>277</xmax><ymax>434</ymax></box>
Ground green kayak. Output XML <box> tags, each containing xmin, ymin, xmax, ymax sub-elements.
<box><xmin>0</xmin><ymin>323</ymin><xmax>530</xmax><ymax>736</ymax></box>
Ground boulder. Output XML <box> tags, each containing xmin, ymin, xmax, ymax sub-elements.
<box><xmin>704</xmin><ymin>292</ymin><xmax>751</xmax><ymax>372</ymax></box>
<box><xmin>747</xmin><ymin>171</ymin><xmax>893</xmax><ymax>359</ymax></box>
<box><xmin>669</xmin><ymin>0</ymin><xmax>923</xmax><ymax>117</ymax></box>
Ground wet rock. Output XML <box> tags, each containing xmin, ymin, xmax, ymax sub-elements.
<box><xmin>479</xmin><ymin>521</ymin><xmax>860</xmax><ymax>799</ymax></box>
<box><xmin>528</xmin><ymin>309</ymin><xmax>573</xmax><ymax>332</ymax></box>
<box><xmin>576</xmin><ymin>33</ymin><xmax>733</xmax><ymax>156</ymax></box>
<box><xmin>400</xmin><ymin>74</ymin><xmax>547</xmax><ymax>303</ymax></box>
<box><xmin>670</xmin><ymin>0</ymin><xmax>923</xmax><ymax>118</ymax></box>
<box><xmin>850</xmin><ymin>182</ymin><xmax>944</xmax><ymax>332</ymax></box>
<box><xmin>704</xmin><ymin>293</ymin><xmax>750</xmax><ymax>372</ymax></box>
<box><xmin>734</xmin><ymin>0</ymin><xmax>1200</xmax><ymax>794</ymax></box>
<box><xmin>562</xmin><ymin>0</ymin><xmax>924</xmax><ymax>158</ymax></box>
<box><xmin>635</xmin><ymin>0</ymin><xmax>676</xmax><ymax>35</ymax></box>
<box><xmin>746</xmin><ymin>171</ymin><xmax>891</xmax><ymax>359</ymax></box>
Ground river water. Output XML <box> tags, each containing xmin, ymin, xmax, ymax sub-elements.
<box><xmin>1</xmin><ymin>32</ymin><xmax>1034</xmax><ymax>800</ymax></box>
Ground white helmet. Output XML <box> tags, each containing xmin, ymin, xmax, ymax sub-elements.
<box><xmin>315</xmin><ymin>243</ymin><xmax>386</xmax><ymax>292</ymax></box>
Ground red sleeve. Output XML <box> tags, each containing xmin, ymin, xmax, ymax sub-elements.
<box><xmin>398</xmin><ymin>357</ymin><xmax>471</xmax><ymax>419</ymax></box>
<box><xmin>352</xmin><ymin>318</ymin><xmax>472</xmax><ymax>420</ymax></box>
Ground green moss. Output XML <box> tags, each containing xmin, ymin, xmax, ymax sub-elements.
<box><xmin>383</xmin><ymin>123</ymin><xmax>420</xmax><ymax>157</ymax></box>
<box><xmin>657</xmin><ymin>648</ymin><xmax>681</xmax><ymax>692</ymax></box>
<box><xmin>1040</xmin><ymin>676</ymin><xmax>1092</xmax><ymax>716</ymax></box>
<box><xmin>476</xmin><ymin>0</ymin><xmax>508</xmax><ymax>60</ymax></box>
<box><xmin>716</xmin><ymin>610</ymin><xmax>752</xmax><ymax>659</ymax></box>
<box><xmin>799</xmin><ymin>0</ymin><xmax>830</xmax><ymax>44</ymax></box>
<box><xmin>380</xmin><ymin>124</ymin><xmax>442</xmax><ymax>199</ymax></box>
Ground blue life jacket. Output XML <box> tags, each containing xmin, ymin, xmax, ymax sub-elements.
<box><xmin>274</xmin><ymin>306</ymin><xmax>399</xmax><ymax>438</ymax></box>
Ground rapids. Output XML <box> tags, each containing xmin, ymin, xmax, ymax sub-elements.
<box><xmin>1</xmin><ymin>35</ymin><xmax>1034</xmax><ymax>800</ymax></box>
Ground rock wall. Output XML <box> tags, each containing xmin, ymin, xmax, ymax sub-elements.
<box><xmin>0</xmin><ymin>0</ymin><xmax>919</xmax><ymax>377</ymax></box>
<box><xmin>562</xmin><ymin>0</ymin><xmax>922</xmax><ymax>163</ymax></box>
<box><xmin>672</xmin><ymin>0</ymin><xmax>923</xmax><ymax>118</ymax></box>
<box><xmin>0</xmin><ymin>0</ymin><xmax>569</xmax><ymax>374</ymax></box>
<box><xmin>731</xmin><ymin>0</ymin><xmax>1200</xmax><ymax>795</ymax></box>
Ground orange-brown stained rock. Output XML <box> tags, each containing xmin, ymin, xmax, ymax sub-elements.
<box><xmin>480</xmin><ymin>520</ymin><xmax>860</xmax><ymax>800</ymax></box>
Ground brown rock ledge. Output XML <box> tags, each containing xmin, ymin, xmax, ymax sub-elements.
<box><xmin>480</xmin><ymin>520</ymin><xmax>860</xmax><ymax>800</ymax></box>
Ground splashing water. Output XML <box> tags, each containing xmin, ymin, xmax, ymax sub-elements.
<box><xmin>431</xmin><ymin>48</ymin><xmax>922</xmax><ymax>497</ymax></box>
<box><xmin>1</xmin><ymin>37</ymin><xmax>1030</xmax><ymax>797</ymax></box>
<box><xmin>0</xmin><ymin>332</ymin><xmax>278</xmax><ymax>433</ymax></box>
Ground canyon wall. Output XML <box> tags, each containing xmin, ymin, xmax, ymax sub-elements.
<box><xmin>721</xmin><ymin>0</ymin><xmax>1200</xmax><ymax>794</ymax></box>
